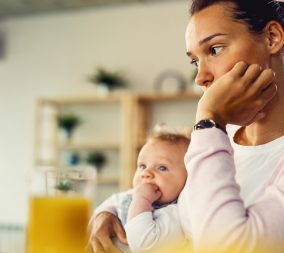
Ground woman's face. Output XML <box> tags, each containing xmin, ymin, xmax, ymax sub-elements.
<box><xmin>186</xmin><ymin>3</ymin><xmax>270</xmax><ymax>89</ymax></box>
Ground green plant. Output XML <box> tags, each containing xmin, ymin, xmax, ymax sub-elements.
<box><xmin>86</xmin><ymin>151</ymin><xmax>107</xmax><ymax>173</ymax></box>
<box><xmin>89</xmin><ymin>67</ymin><xmax>127</xmax><ymax>90</ymax></box>
<box><xmin>55</xmin><ymin>180</ymin><xmax>73</xmax><ymax>192</ymax></box>
<box><xmin>57</xmin><ymin>113</ymin><xmax>81</xmax><ymax>139</ymax></box>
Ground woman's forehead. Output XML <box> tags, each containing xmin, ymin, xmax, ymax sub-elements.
<box><xmin>185</xmin><ymin>4</ymin><xmax>245</xmax><ymax>50</ymax></box>
<box><xmin>187</xmin><ymin>4</ymin><xmax>235</xmax><ymax>36</ymax></box>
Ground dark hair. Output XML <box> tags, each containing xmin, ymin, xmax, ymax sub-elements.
<box><xmin>190</xmin><ymin>0</ymin><xmax>284</xmax><ymax>35</ymax></box>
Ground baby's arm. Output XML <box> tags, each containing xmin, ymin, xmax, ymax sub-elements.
<box><xmin>125</xmin><ymin>204</ymin><xmax>187</xmax><ymax>252</ymax></box>
<box><xmin>127</xmin><ymin>183</ymin><xmax>161</xmax><ymax>220</ymax></box>
<box><xmin>126</xmin><ymin>184</ymin><xmax>186</xmax><ymax>252</ymax></box>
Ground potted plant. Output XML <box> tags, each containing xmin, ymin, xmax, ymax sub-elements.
<box><xmin>55</xmin><ymin>179</ymin><xmax>73</xmax><ymax>192</ymax></box>
<box><xmin>57</xmin><ymin>112</ymin><xmax>81</xmax><ymax>140</ymax></box>
<box><xmin>86</xmin><ymin>151</ymin><xmax>107</xmax><ymax>173</ymax></box>
<box><xmin>88</xmin><ymin>67</ymin><xmax>127</xmax><ymax>94</ymax></box>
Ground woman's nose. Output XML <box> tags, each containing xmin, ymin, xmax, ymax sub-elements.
<box><xmin>195</xmin><ymin>62</ymin><xmax>214</xmax><ymax>89</ymax></box>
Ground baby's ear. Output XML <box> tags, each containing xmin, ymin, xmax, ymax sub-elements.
<box><xmin>264</xmin><ymin>21</ymin><xmax>284</xmax><ymax>54</ymax></box>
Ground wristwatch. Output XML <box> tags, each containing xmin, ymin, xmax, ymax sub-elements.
<box><xmin>193</xmin><ymin>119</ymin><xmax>227</xmax><ymax>134</ymax></box>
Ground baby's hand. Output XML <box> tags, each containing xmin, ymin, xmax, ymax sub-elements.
<box><xmin>127</xmin><ymin>183</ymin><xmax>162</xmax><ymax>221</ymax></box>
<box><xmin>132</xmin><ymin>183</ymin><xmax>161</xmax><ymax>206</ymax></box>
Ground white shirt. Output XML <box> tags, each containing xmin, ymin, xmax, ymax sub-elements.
<box><xmin>228</xmin><ymin>125</ymin><xmax>284</xmax><ymax>206</ymax></box>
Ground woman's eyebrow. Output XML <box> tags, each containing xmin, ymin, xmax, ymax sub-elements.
<box><xmin>199</xmin><ymin>32</ymin><xmax>227</xmax><ymax>45</ymax></box>
<box><xmin>186</xmin><ymin>32</ymin><xmax>227</xmax><ymax>57</ymax></box>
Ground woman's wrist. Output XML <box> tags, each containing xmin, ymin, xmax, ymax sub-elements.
<box><xmin>196</xmin><ymin>111</ymin><xmax>227</xmax><ymax>130</ymax></box>
<box><xmin>194</xmin><ymin>119</ymin><xmax>227</xmax><ymax>134</ymax></box>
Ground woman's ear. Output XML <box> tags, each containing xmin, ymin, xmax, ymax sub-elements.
<box><xmin>264</xmin><ymin>21</ymin><xmax>284</xmax><ymax>54</ymax></box>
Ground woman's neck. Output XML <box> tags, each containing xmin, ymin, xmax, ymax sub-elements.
<box><xmin>234</xmin><ymin>82</ymin><xmax>284</xmax><ymax>146</ymax></box>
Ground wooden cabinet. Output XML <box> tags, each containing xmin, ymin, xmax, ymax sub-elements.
<box><xmin>34</xmin><ymin>91</ymin><xmax>200</xmax><ymax>204</ymax></box>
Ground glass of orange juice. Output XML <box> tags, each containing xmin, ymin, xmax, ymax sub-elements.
<box><xmin>26</xmin><ymin>167</ymin><xmax>97</xmax><ymax>253</ymax></box>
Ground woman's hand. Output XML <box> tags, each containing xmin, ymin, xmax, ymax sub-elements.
<box><xmin>88</xmin><ymin>212</ymin><xmax>127</xmax><ymax>253</ymax></box>
<box><xmin>196</xmin><ymin>61</ymin><xmax>277</xmax><ymax>127</ymax></box>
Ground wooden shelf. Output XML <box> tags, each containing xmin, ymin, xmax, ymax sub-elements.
<box><xmin>59</xmin><ymin>140</ymin><xmax>120</xmax><ymax>151</ymax></box>
<box><xmin>97</xmin><ymin>175</ymin><xmax>119</xmax><ymax>185</ymax></box>
<box><xmin>35</xmin><ymin>91</ymin><xmax>200</xmax><ymax>191</ymax></box>
<box><xmin>136</xmin><ymin>91</ymin><xmax>201</xmax><ymax>102</ymax></box>
<box><xmin>38</xmin><ymin>92</ymin><xmax>129</xmax><ymax>106</ymax></box>
<box><xmin>35</xmin><ymin>160</ymin><xmax>57</xmax><ymax>167</ymax></box>
<box><xmin>38</xmin><ymin>91</ymin><xmax>201</xmax><ymax>105</ymax></box>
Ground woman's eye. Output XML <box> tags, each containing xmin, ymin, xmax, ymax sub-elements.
<box><xmin>190</xmin><ymin>59</ymin><xmax>199</xmax><ymax>68</ymax></box>
<box><xmin>210</xmin><ymin>46</ymin><xmax>223</xmax><ymax>55</ymax></box>
<box><xmin>158</xmin><ymin>166</ymin><xmax>168</xmax><ymax>172</ymax></box>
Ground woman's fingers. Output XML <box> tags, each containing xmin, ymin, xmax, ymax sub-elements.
<box><xmin>88</xmin><ymin>212</ymin><xmax>126</xmax><ymax>253</ymax></box>
<box><xmin>91</xmin><ymin>236</ymin><xmax>124</xmax><ymax>253</ymax></box>
<box><xmin>253</xmin><ymin>68</ymin><xmax>275</xmax><ymax>93</ymax></box>
<box><xmin>195</xmin><ymin>61</ymin><xmax>277</xmax><ymax>126</ymax></box>
<box><xmin>242</xmin><ymin>64</ymin><xmax>263</xmax><ymax>85</ymax></box>
<box><xmin>230</xmin><ymin>61</ymin><xmax>249</xmax><ymax>77</ymax></box>
<box><xmin>259</xmin><ymin>82</ymin><xmax>278</xmax><ymax>105</ymax></box>
<box><xmin>241</xmin><ymin>81</ymin><xmax>277</xmax><ymax>126</ymax></box>
<box><xmin>114</xmin><ymin>219</ymin><xmax>128</xmax><ymax>244</ymax></box>
<box><xmin>98</xmin><ymin>237</ymin><xmax>124</xmax><ymax>253</ymax></box>
<box><xmin>91</xmin><ymin>238</ymin><xmax>105</xmax><ymax>253</ymax></box>
<box><xmin>248</xmin><ymin>110</ymin><xmax>266</xmax><ymax>125</ymax></box>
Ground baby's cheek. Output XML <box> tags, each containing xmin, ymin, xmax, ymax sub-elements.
<box><xmin>132</xmin><ymin>173</ymin><xmax>140</xmax><ymax>188</ymax></box>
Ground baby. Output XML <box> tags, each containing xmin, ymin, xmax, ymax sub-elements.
<box><xmin>93</xmin><ymin>128</ymin><xmax>191</xmax><ymax>253</ymax></box>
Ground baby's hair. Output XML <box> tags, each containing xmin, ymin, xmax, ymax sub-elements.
<box><xmin>147</xmin><ymin>124</ymin><xmax>191</xmax><ymax>146</ymax></box>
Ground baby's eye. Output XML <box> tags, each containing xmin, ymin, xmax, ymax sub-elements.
<box><xmin>158</xmin><ymin>165</ymin><xmax>168</xmax><ymax>172</ymax></box>
<box><xmin>190</xmin><ymin>59</ymin><xmax>199</xmax><ymax>68</ymax></box>
<box><xmin>210</xmin><ymin>46</ymin><xmax>223</xmax><ymax>55</ymax></box>
<box><xmin>138</xmin><ymin>164</ymin><xmax>146</xmax><ymax>170</ymax></box>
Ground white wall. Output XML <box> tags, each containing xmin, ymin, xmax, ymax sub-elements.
<box><xmin>0</xmin><ymin>0</ymin><xmax>195</xmax><ymax>224</ymax></box>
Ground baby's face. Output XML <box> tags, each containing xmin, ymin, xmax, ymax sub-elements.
<box><xmin>133</xmin><ymin>140</ymin><xmax>188</xmax><ymax>204</ymax></box>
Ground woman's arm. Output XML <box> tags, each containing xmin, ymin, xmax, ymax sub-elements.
<box><xmin>179</xmin><ymin>129</ymin><xmax>284</xmax><ymax>252</ymax></box>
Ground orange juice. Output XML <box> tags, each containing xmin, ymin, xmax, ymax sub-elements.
<box><xmin>27</xmin><ymin>196</ymin><xmax>91</xmax><ymax>253</ymax></box>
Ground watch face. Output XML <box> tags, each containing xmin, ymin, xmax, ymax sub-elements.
<box><xmin>194</xmin><ymin>119</ymin><xmax>227</xmax><ymax>134</ymax></box>
<box><xmin>202</xmin><ymin>119</ymin><xmax>215</xmax><ymax>128</ymax></box>
<box><xmin>195</xmin><ymin>119</ymin><xmax>215</xmax><ymax>130</ymax></box>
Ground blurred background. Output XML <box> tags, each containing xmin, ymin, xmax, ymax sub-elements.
<box><xmin>0</xmin><ymin>0</ymin><xmax>199</xmax><ymax>252</ymax></box>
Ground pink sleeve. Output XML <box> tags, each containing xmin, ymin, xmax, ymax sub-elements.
<box><xmin>180</xmin><ymin>128</ymin><xmax>284</xmax><ymax>252</ymax></box>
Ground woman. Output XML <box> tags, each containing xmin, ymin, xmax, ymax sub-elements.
<box><xmin>89</xmin><ymin>1</ymin><xmax>284</xmax><ymax>252</ymax></box>
<box><xmin>179</xmin><ymin>0</ymin><xmax>284</xmax><ymax>252</ymax></box>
